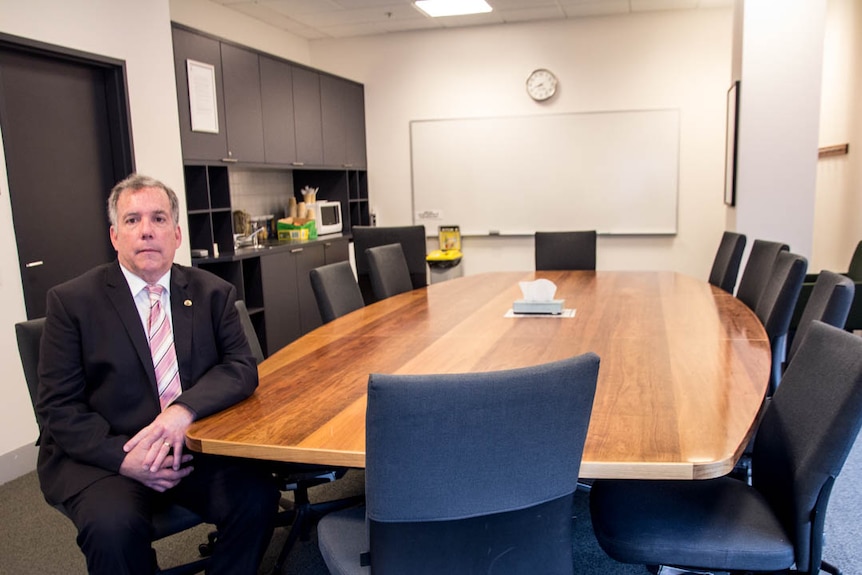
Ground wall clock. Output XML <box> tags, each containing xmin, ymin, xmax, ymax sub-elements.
<box><xmin>526</xmin><ymin>68</ymin><xmax>558</xmax><ymax>101</ymax></box>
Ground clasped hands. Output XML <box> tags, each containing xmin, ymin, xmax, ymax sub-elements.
<box><xmin>119</xmin><ymin>404</ymin><xmax>196</xmax><ymax>492</ymax></box>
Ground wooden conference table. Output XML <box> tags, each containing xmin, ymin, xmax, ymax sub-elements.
<box><xmin>186</xmin><ymin>271</ymin><xmax>771</xmax><ymax>480</ymax></box>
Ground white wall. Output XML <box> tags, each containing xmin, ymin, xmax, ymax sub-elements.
<box><xmin>734</xmin><ymin>0</ymin><xmax>826</xmax><ymax>261</ymax></box>
<box><xmin>308</xmin><ymin>10</ymin><xmax>734</xmax><ymax>277</ymax></box>
<box><xmin>812</xmin><ymin>0</ymin><xmax>862</xmax><ymax>273</ymax></box>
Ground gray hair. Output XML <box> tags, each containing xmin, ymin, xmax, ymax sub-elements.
<box><xmin>107</xmin><ymin>173</ymin><xmax>180</xmax><ymax>226</ymax></box>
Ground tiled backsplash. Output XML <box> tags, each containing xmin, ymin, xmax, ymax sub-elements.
<box><xmin>229</xmin><ymin>168</ymin><xmax>294</xmax><ymax>219</ymax></box>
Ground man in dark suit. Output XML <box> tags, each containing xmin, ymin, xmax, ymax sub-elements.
<box><xmin>37</xmin><ymin>174</ymin><xmax>279</xmax><ymax>574</ymax></box>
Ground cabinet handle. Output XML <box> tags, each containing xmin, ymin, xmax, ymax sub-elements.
<box><xmin>291</xmin><ymin>162</ymin><xmax>305</xmax><ymax>167</ymax></box>
<box><xmin>290</xmin><ymin>248</ymin><xmax>303</xmax><ymax>253</ymax></box>
<box><xmin>221</xmin><ymin>157</ymin><xmax>238</xmax><ymax>163</ymax></box>
<box><xmin>343</xmin><ymin>163</ymin><xmax>353</xmax><ymax>168</ymax></box>
<box><xmin>25</xmin><ymin>260</ymin><xmax>44</xmax><ymax>268</ymax></box>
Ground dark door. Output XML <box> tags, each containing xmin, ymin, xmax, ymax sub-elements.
<box><xmin>0</xmin><ymin>39</ymin><xmax>132</xmax><ymax>318</ymax></box>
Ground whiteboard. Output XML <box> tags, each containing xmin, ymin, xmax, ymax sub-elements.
<box><xmin>410</xmin><ymin>109</ymin><xmax>679</xmax><ymax>236</ymax></box>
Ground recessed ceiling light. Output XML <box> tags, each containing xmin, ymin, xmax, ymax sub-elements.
<box><xmin>414</xmin><ymin>0</ymin><xmax>493</xmax><ymax>18</ymax></box>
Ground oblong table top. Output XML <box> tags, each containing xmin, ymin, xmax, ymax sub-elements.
<box><xmin>187</xmin><ymin>271</ymin><xmax>770</xmax><ymax>480</ymax></box>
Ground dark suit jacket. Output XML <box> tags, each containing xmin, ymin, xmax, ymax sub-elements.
<box><xmin>36</xmin><ymin>261</ymin><xmax>258</xmax><ymax>505</ymax></box>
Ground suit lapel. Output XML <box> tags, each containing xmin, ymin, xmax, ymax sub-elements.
<box><xmin>170</xmin><ymin>264</ymin><xmax>193</xmax><ymax>388</ymax></box>
<box><xmin>104</xmin><ymin>262</ymin><xmax>157</xmax><ymax>386</ymax></box>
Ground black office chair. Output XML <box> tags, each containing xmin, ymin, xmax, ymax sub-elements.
<box><xmin>534</xmin><ymin>230</ymin><xmax>597</xmax><ymax>271</ymax></box>
<box><xmin>14</xmin><ymin>318</ymin><xmax>212</xmax><ymax>575</ymax></box>
<box><xmin>790</xmin><ymin>240</ymin><xmax>862</xmax><ymax>335</ymax></box>
<box><xmin>754</xmin><ymin>250</ymin><xmax>807</xmax><ymax>395</ymax></box>
<box><xmin>234</xmin><ymin>300</ymin><xmax>265</xmax><ymax>363</ymax></box>
<box><xmin>365</xmin><ymin>243</ymin><xmax>414</xmax><ymax>301</ymax></box>
<box><xmin>786</xmin><ymin>270</ymin><xmax>854</xmax><ymax>364</ymax></box>
<box><xmin>317</xmin><ymin>353</ymin><xmax>600</xmax><ymax>575</ymax></box>
<box><xmin>736</xmin><ymin>239</ymin><xmax>790</xmax><ymax>309</ymax></box>
<box><xmin>352</xmin><ymin>225</ymin><xmax>427</xmax><ymax>304</ymax></box>
<box><xmin>590</xmin><ymin>321</ymin><xmax>862</xmax><ymax>575</ymax></box>
<box><xmin>708</xmin><ymin>231</ymin><xmax>746</xmax><ymax>293</ymax></box>
<box><xmin>233</xmin><ymin>300</ymin><xmax>363</xmax><ymax>573</ymax></box>
<box><xmin>309</xmin><ymin>261</ymin><xmax>365</xmax><ymax>324</ymax></box>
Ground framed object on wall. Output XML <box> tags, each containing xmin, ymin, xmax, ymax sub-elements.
<box><xmin>724</xmin><ymin>80</ymin><xmax>740</xmax><ymax>206</ymax></box>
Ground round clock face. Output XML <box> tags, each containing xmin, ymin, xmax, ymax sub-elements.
<box><xmin>526</xmin><ymin>69</ymin><xmax>558</xmax><ymax>101</ymax></box>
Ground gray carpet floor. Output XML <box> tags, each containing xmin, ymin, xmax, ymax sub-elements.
<box><xmin>2</xmin><ymin>440</ymin><xmax>860</xmax><ymax>575</ymax></box>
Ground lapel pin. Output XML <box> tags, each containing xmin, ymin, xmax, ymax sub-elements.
<box><xmin>184</xmin><ymin>299</ymin><xmax>193</xmax><ymax>307</ymax></box>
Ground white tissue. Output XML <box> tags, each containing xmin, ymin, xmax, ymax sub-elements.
<box><xmin>518</xmin><ymin>279</ymin><xmax>557</xmax><ymax>302</ymax></box>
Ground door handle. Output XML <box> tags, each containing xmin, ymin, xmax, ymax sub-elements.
<box><xmin>25</xmin><ymin>260</ymin><xmax>44</xmax><ymax>268</ymax></box>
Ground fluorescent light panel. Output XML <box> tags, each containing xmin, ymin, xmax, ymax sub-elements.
<box><xmin>414</xmin><ymin>0</ymin><xmax>493</xmax><ymax>18</ymax></box>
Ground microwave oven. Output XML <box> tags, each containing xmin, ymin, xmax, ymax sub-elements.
<box><xmin>313</xmin><ymin>200</ymin><xmax>343</xmax><ymax>236</ymax></box>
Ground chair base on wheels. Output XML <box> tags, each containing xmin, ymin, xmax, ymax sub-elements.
<box><xmin>270</xmin><ymin>471</ymin><xmax>365</xmax><ymax>575</ymax></box>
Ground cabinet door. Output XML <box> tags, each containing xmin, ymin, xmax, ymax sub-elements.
<box><xmin>260</xmin><ymin>250</ymin><xmax>301</xmax><ymax>354</ymax></box>
<box><xmin>344</xmin><ymin>82</ymin><xmax>367</xmax><ymax>168</ymax></box>
<box><xmin>322</xmin><ymin>236</ymin><xmax>350</xmax><ymax>264</ymax></box>
<box><xmin>221</xmin><ymin>43</ymin><xmax>265</xmax><ymax>163</ymax></box>
<box><xmin>172</xmin><ymin>27</ymin><xmax>228</xmax><ymax>162</ymax></box>
<box><xmin>321</xmin><ymin>74</ymin><xmax>347</xmax><ymax>167</ymax></box>
<box><xmin>293</xmin><ymin>244</ymin><xmax>326</xmax><ymax>334</ymax></box>
<box><xmin>260</xmin><ymin>56</ymin><xmax>297</xmax><ymax>165</ymax></box>
<box><xmin>292</xmin><ymin>67</ymin><xmax>324</xmax><ymax>166</ymax></box>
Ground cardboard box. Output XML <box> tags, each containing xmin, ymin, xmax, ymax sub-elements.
<box><xmin>277</xmin><ymin>219</ymin><xmax>317</xmax><ymax>241</ymax></box>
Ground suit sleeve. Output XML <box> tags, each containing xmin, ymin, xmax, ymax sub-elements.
<box><xmin>172</xmin><ymin>283</ymin><xmax>258</xmax><ymax>420</ymax></box>
<box><xmin>37</xmin><ymin>288</ymin><xmax>129</xmax><ymax>473</ymax></box>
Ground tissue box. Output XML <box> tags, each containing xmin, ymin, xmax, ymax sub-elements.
<box><xmin>277</xmin><ymin>219</ymin><xmax>317</xmax><ymax>241</ymax></box>
<box><xmin>512</xmin><ymin>299</ymin><xmax>564</xmax><ymax>315</ymax></box>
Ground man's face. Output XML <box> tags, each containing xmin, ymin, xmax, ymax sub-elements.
<box><xmin>110</xmin><ymin>186</ymin><xmax>182</xmax><ymax>284</ymax></box>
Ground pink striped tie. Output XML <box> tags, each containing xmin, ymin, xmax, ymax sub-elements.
<box><xmin>146</xmin><ymin>285</ymin><xmax>181</xmax><ymax>410</ymax></box>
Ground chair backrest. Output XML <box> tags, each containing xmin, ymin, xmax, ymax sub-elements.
<box><xmin>366</xmin><ymin>243</ymin><xmax>414</xmax><ymax>301</ymax></box>
<box><xmin>754</xmin><ymin>251</ymin><xmax>807</xmax><ymax>394</ymax></box>
<box><xmin>364</xmin><ymin>353</ymin><xmax>600</xmax><ymax>575</ymax></box>
<box><xmin>535</xmin><ymin>230</ymin><xmax>597</xmax><ymax>271</ymax></box>
<box><xmin>736</xmin><ymin>239</ymin><xmax>789</xmax><ymax>309</ymax></box>
<box><xmin>352</xmin><ymin>225</ymin><xmax>427</xmax><ymax>304</ymax></box>
<box><xmin>708</xmin><ymin>231</ymin><xmax>746</xmax><ymax>293</ymax></box>
<box><xmin>752</xmin><ymin>321</ymin><xmax>862</xmax><ymax>573</ymax></box>
<box><xmin>755</xmin><ymin>251</ymin><xmax>808</xmax><ymax>341</ymax></box>
<box><xmin>786</xmin><ymin>270</ymin><xmax>854</xmax><ymax>362</ymax></box>
<box><xmin>845</xmin><ymin>240</ymin><xmax>862</xmax><ymax>281</ymax></box>
<box><xmin>234</xmin><ymin>300</ymin><xmax>265</xmax><ymax>364</ymax></box>
<box><xmin>309</xmin><ymin>261</ymin><xmax>365</xmax><ymax>324</ymax></box>
<box><xmin>14</xmin><ymin>317</ymin><xmax>46</xmax><ymax>436</ymax></box>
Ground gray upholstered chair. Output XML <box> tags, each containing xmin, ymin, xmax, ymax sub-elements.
<box><xmin>234</xmin><ymin>300</ymin><xmax>265</xmax><ymax>363</ymax></box>
<box><xmin>754</xmin><ymin>251</ymin><xmax>807</xmax><ymax>395</ymax></box>
<box><xmin>365</xmin><ymin>243</ymin><xmax>414</xmax><ymax>301</ymax></box>
<box><xmin>352</xmin><ymin>225</ymin><xmax>427</xmax><ymax>304</ymax></box>
<box><xmin>786</xmin><ymin>270</ymin><xmax>854</xmax><ymax>364</ymax></box>
<box><xmin>736</xmin><ymin>239</ymin><xmax>790</xmax><ymax>310</ymax></box>
<box><xmin>317</xmin><ymin>353</ymin><xmax>600</xmax><ymax>575</ymax></box>
<box><xmin>791</xmin><ymin>240</ymin><xmax>862</xmax><ymax>335</ymax></box>
<box><xmin>309</xmin><ymin>261</ymin><xmax>365</xmax><ymax>324</ymax></box>
<box><xmin>708</xmin><ymin>231</ymin><xmax>746</xmax><ymax>293</ymax></box>
<box><xmin>534</xmin><ymin>230</ymin><xmax>597</xmax><ymax>271</ymax></box>
<box><xmin>14</xmin><ymin>318</ymin><xmax>212</xmax><ymax>575</ymax></box>
<box><xmin>591</xmin><ymin>321</ymin><xmax>862</xmax><ymax>575</ymax></box>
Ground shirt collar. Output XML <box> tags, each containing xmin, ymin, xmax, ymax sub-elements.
<box><xmin>118</xmin><ymin>263</ymin><xmax>172</xmax><ymax>297</ymax></box>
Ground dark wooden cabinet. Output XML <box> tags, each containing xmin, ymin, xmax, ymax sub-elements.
<box><xmin>220</xmin><ymin>43</ymin><xmax>265</xmax><ymax>163</ymax></box>
<box><xmin>321</xmin><ymin>75</ymin><xmax>367</xmax><ymax>168</ymax></box>
<box><xmin>172</xmin><ymin>27</ymin><xmax>228</xmax><ymax>162</ymax></box>
<box><xmin>184</xmin><ymin>165</ymin><xmax>232</xmax><ymax>256</ymax></box>
<box><xmin>292</xmin><ymin>66</ymin><xmax>324</xmax><ymax>166</ymax></box>
<box><xmin>259</xmin><ymin>249</ymin><xmax>301</xmax><ymax>352</ymax></box>
<box><xmin>260</xmin><ymin>56</ymin><xmax>297</xmax><ymax>165</ymax></box>
<box><xmin>196</xmin><ymin>235</ymin><xmax>349</xmax><ymax>357</ymax></box>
